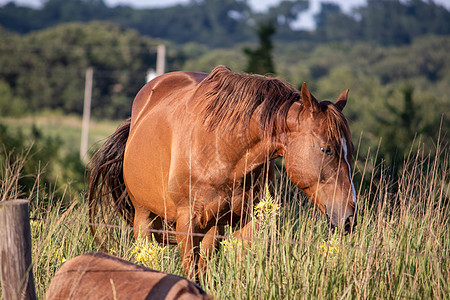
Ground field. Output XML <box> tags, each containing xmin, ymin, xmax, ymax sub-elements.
<box><xmin>1</xmin><ymin>116</ymin><xmax>449</xmax><ymax>299</ymax></box>
<box><xmin>0</xmin><ymin>114</ymin><xmax>122</xmax><ymax>156</ymax></box>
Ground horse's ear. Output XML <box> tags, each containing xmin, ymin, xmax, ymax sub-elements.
<box><xmin>301</xmin><ymin>82</ymin><xmax>319</xmax><ymax>112</ymax></box>
<box><xmin>335</xmin><ymin>89</ymin><xmax>349</xmax><ymax>111</ymax></box>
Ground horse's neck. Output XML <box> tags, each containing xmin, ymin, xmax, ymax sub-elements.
<box><xmin>219</xmin><ymin>102</ymin><xmax>295</xmax><ymax>179</ymax></box>
<box><xmin>229</xmin><ymin>128</ymin><xmax>282</xmax><ymax>180</ymax></box>
<box><xmin>232</xmin><ymin>102</ymin><xmax>302</xmax><ymax>175</ymax></box>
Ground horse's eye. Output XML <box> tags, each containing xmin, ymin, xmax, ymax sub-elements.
<box><xmin>320</xmin><ymin>146</ymin><xmax>333</xmax><ymax>156</ymax></box>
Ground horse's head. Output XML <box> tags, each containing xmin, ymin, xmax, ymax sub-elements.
<box><xmin>282</xmin><ymin>83</ymin><xmax>357</xmax><ymax>233</ymax></box>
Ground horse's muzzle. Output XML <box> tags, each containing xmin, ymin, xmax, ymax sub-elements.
<box><xmin>326</xmin><ymin>209</ymin><xmax>357</xmax><ymax>234</ymax></box>
<box><xmin>343</xmin><ymin>215</ymin><xmax>356</xmax><ymax>234</ymax></box>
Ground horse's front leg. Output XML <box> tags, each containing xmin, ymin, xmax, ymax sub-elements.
<box><xmin>175</xmin><ymin>207</ymin><xmax>203</xmax><ymax>280</ymax></box>
<box><xmin>231</xmin><ymin>161</ymin><xmax>275</xmax><ymax>244</ymax></box>
<box><xmin>198</xmin><ymin>225</ymin><xmax>224</xmax><ymax>273</ymax></box>
<box><xmin>176</xmin><ymin>191</ymin><xmax>230</xmax><ymax>279</ymax></box>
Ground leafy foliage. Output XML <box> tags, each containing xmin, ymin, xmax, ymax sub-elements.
<box><xmin>358</xmin><ymin>0</ymin><xmax>450</xmax><ymax>45</ymax></box>
<box><xmin>272</xmin><ymin>36</ymin><xmax>450</xmax><ymax>166</ymax></box>
<box><xmin>244</xmin><ymin>21</ymin><xmax>276</xmax><ymax>74</ymax></box>
<box><xmin>0</xmin><ymin>22</ymin><xmax>167</xmax><ymax>119</ymax></box>
<box><xmin>0</xmin><ymin>0</ymin><xmax>255</xmax><ymax>47</ymax></box>
<box><xmin>0</xmin><ymin>122</ymin><xmax>85</xmax><ymax>203</ymax></box>
<box><xmin>1</xmin><ymin>0</ymin><xmax>449</xmax><ymax>46</ymax></box>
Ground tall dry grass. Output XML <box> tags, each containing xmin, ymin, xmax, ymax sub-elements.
<box><xmin>1</xmin><ymin>139</ymin><xmax>448</xmax><ymax>299</ymax></box>
<box><xmin>199</xmin><ymin>138</ymin><xmax>449</xmax><ymax>299</ymax></box>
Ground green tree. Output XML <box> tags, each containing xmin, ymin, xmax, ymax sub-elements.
<box><xmin>182</xmin><ymin>48</ymin><xmax>246</xmax><ymax>73</ymax></box>
<box><xmin>244</xmin><ymin>21</ymin><xmax>276</xmax><ymax>75</ymax></box>
<box><xmin>0</xmin><ymin>22</ymin><xmax>163</xmax><ymax>119</ymax></box>
<box><xmin>0</xmin><ymin>2</ymin><xmax>40</xmax><ymax>33</ymax></box>
<box><xmin>40</xmin><ymin>0</ymin><xmax>110</xmax><ymax>25</ymax></box>
<box><xmin>376</xmin><ymin>84</ymin><xmax>426</xmax><ymax>168</ymax></box>
<box><xmin>128</xmin><ymin>0</ymin><xmax>252</xmax><ymax>47</ymax></box>
<box><xmin>0</xmin><ymin>0</ymin><xmax>254</xmax><ymax>48</ymax></box>
<box><xmin>0</xmin><ymin>80</ymin><xmax>28</xmax><ymax>117</ymax></box>
<box><xmin>314</xmin><ymin>2</ymin><xmax>360</xmax><ymax>42</ymax></box>
<box><xmin>0</xmin><ymin>123</ymin><xmax>86</xmax><ymax>203</ymax></box>
<box><xmin>358</xmin><ymin>0</ymin><xmax>450</xmax><ymax>45</ymax></box>
<box><xmin>2</xmin><ymin>0</ymin><xmax>450</xmax><ymax>47</ymax></box>
<box><xmin>264</xmin><ymin>0</ymin><xmax>309</xmax><ymax>39</ymax></box>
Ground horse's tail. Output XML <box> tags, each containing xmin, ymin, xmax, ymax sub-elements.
<box><xmin>88</xmin><ymin>118</ymin><xmax>134</xmax><ymax>248</ymax></box>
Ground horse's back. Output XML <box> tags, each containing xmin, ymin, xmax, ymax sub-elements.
<box><xmin>130</xmin><ymin>71</ymin><xmax>208</xmax><ymax>129</ymax></box>
<box><xmin>45</xmin><ymin>253</ymin><xmax>211</xmax><ymax>300</ymax></box>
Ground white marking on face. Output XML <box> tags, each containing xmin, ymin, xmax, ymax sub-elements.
<box><xmin>342</xmin><ymin>138</ymin><xmax>357</xmax><ymax>215</ymax></box>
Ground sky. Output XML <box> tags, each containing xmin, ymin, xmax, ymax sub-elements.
<box><xmin>1</xmin><ymin>0</ymin><xmax>450</xmax><ymax>30</ymax></box>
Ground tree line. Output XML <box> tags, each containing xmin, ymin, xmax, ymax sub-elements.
<box><xmin>1</xmin><ymin>0</ymin><xmax>450</xmax><ymax>47</ymax></box>
<box><xmin>0</xmin><ymin>0</ymin><xmax>449</xmax><ymax>201</ymax></box>
<box><xmin>0</xmin><ymin>22</ymin><xmax>168</xmax><ymax>119</ymax></box>
<box><xmin>0</xmin><ymin>22</ymin><xmax>448</xmax><ymax>145</ymax></box>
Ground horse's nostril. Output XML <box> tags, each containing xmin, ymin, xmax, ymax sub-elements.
<box><xmin>329</xmin><ymin>223</ymin><xmax>336</xmax><ymax>234</ymax></box>
<box><xmin>344</xmin><ymin>215</ymin><xmax>356</xmax><ymax>233</ymax></box>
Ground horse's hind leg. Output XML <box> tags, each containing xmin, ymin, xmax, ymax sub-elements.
<box><xmin>132</xmin><ymin>205</ymin><xmax>169</xmax><ymax>243</ymax></box>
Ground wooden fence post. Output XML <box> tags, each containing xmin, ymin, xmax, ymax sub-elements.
<box><xmin>80</xmin><ymin>67</ymin><xmax>93</xmax><ymax>162</ymax></box>
<box><xmin>0</xmin><ymin>200</ymin><xmax>37</xmax><ymax>300</ymax></box>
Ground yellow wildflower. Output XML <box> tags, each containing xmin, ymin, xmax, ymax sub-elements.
<box><xmin>319</xmin><ymin>243</ymin><xmax>340</xmax><ymax>255</ymax></box>
<box><xmin>220</xmin><ymin>236</ymin><xmax>242</xmax><ymax>251</ymax></box>
<box><xmin>132</xmin><ymin>234</ymin><xmax>167</xmax><ymax>269</ymax></box>
<box><xmin>254</xmin><ymin>184</ymin><xmax>280</xmax><ymax>221</ymax></box>
<box><xmin>319</xmin><ymin>233</ymin><xmax>340</xmax><ymax>258</ymax></box>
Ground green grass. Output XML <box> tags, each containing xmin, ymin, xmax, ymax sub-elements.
<box><xmin>1</xmin><ymin>121</ymin><xmax>449</xmax><ymax>299</ymax></box>
<box><xmin>0</xmin><ymin>113</ymin><xmax>122</xmax><ymax>157</ymax></box>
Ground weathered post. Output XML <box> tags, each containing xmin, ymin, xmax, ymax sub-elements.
<box><xmin>156</xmin><ymin>44</ymin><xmax>166</xmax><ymax>76</ymax></box>
<box><xmin>80</xmin><ymin>67</ymin><xmax>94</xmax><ymax>162</ymax></box>
<box><xmin>0</xmin><ymin>200</ymin><xmax>37</xmax><ymax>300</ymax></box>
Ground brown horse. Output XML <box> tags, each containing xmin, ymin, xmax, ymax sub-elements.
<box><xmin>46</xmin><ymin>253</ymin><xmax>211</xmax><ymax>299</ymax></box>
<box><xmin>89</xmin><ymin>65</ymin><xmax>357</xmax><ymax>278</ymax></box>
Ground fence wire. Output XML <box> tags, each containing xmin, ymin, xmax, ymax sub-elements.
<box><xmin>29</xmin><ymin>216</ymin><xmax>450</xmax><ymax>261</ymax></box>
